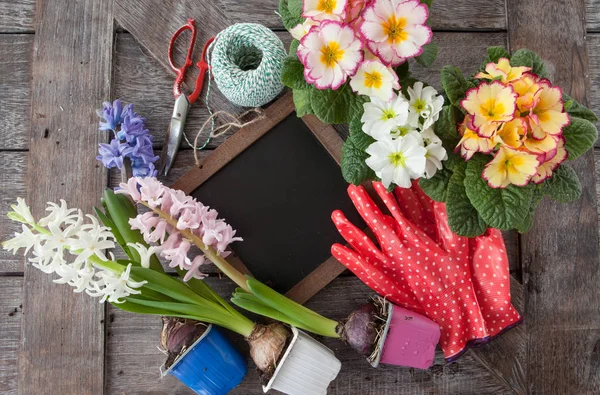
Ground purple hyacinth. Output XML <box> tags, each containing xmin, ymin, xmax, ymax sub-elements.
<box><xmin>96</xmin><ymin>99</ymin><xmax>159</xmax><ymax>176</ymax></box>
<box><xmin>97</xmin><ymin>139</ymin><xmax>134</xmax><ymax>169</ymax></box>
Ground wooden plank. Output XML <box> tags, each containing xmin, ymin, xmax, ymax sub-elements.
<box><xmin>507</xmin><ymin>0</ymin><xmax>600</xmax><ymax>393</ymax></box>
<box><xmin>588</xmin><ymin>34</ymin><xmax>600</xmax><ymax>147</ymax></box>
<box><xmin>0</xmin><ymin>34</ymin><xmax>33</xmax><ymax>150</ymax></box>
<box><xmin>0</xmin><ymin>0</ymin><xmax>35</xmax><ymax>32</ymax></box>
<box><xmin>0</xmin><ymin>277</ymin><xmax>22</xmax><ymax>395</ymax></box>
<box><xmin>218</xmin><ymin>0</ymin><xmax>507</xmax><ymax>31</ymax></box>
<box><xmin>0</xmin><ymin>152</ymin><xmax>27</xmax><ymax>273</ymax></box>
<box><xmin>588</xmin><ymin>0</ymin><xmax>600</xmax><ymax>31</ymax></box>
<box><xmin>19</xmin><ymin>0</ymin><xmax>114</xmax><ymax>393</ymax></box>
<box><xmin>106</xmin><ymin>276</ymin><xmax>514</xmax><ymax>394</ymax></box>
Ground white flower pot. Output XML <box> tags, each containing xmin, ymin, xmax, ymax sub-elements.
<box><xmin>263</xmin><ymin>327</ymin><xmax>341</xmax><ymax>395</ymax></box>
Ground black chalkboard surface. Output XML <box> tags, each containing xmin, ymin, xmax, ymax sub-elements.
<box><xmin>190</xmin><ymin>114</ymin><xmax>363</xmax><ymax>293</ymax></box>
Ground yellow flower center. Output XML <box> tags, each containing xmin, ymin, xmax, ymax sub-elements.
<box><xmin>364</xmin><ymin>70</ymin><xmax>383</xmax><ymax>89</ymax></box>
<box><xmin>317</xmin><ymin>0</ymin><xmax>336</xmax><ymax>13</ymax></box>
<box><xmin>389</xmin><ymin>151</ymin><xmax>407</xmax><ymax>167</ymax></box>
<box><xmin>381</xmin><ymin>109</ymin><xmax>397</xmax><ymax>120</ymax></box>
<box><xmin>320</xmin><ymin>41</ymin><xmax>344</xmax><ymax>68</ymax></box>
<box><xmin>384</xmin><ymin>16</ymin><xmax>408</xmax><ymax>44</ymax></box>
<box><xmin>394</xmin><ymin>126</ymin><xmax>410</xmax><ymax>137</ymax></box>
<box><xmin>413</xmin><ymin>99</ymin><xmax>427</xmax><ymax>112</ymax></box>
<box><xmin>480</xmin><ymin>98</ymin><xmax>506</xmax><ymax>121</ymax></box>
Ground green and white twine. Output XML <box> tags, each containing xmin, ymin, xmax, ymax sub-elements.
<box><xmin>208</xmin><ymin>23</ymin><xmax>287</xmax><ymax>107</ymax></box>
<box><xmin>185</xmin><ymin>23</ymin><xmax>287</xmax><ymax>151</ymax></box>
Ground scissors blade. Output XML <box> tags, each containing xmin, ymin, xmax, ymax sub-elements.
<box><xmin>158</xmin><ymin>95</ymin><xmax>190</xmax><ymax>176</ymax></box>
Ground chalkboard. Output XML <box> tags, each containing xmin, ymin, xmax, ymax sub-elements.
<box><xmin>173</xmin><ymin>92</ymin><xmax>363</xmax><ymax>303</ymax></box>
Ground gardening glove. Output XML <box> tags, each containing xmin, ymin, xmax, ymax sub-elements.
<box><xmin>332</xmin><ymin>182</ymin><xmax>489</xmax><ymax>360</ymax></box>
<box><xmin>394</xmin><ymin>181</ymin><xmax>522</xmax><ymax>339</ymax></box>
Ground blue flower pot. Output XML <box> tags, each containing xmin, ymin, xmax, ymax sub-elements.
<box><xmin>162</xmin><ymin>325</ymin><xmax>247</xmax><ymax>395</ymax></box>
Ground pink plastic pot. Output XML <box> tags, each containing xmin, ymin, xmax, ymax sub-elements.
<box><xmin>371</xmin><ymin>302</ymin><xmax>440</xmax><ymax>369</ymax></box>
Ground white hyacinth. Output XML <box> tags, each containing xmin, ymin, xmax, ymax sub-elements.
<box><xmin>2</xmin><ymin>199</ymin><xmax>146</xmax><ymax>303</ymax></box>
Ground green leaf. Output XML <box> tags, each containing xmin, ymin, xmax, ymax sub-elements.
<box><xmin>287</xmin><ymin>0</ymin><xmax>303</xmax><ymax>18</ymax></box>
<box><xmin>446</xmin><ymin>161</ymin><xmax>487</xmax><ymax>237</ymax></box>
<box><xmin>419</xmin><ymin>167</ymin><xmax>453</xmax><ymax>202</ymax></box>
<box><xmin>341</xmin><ymin>117</ymin><xmax>376</xmax><ymax>185</ymax></box>
<box><xmin>281</xmin><ymin>56</ymin><xmax>308</xmax><ymax>90</ymax></box>
<box><xmin>562</xmin><ymin>117</ymin><xmax>598</xmax><ymax>160</ymax></box>
<box><xmin>440</xmin><ymin>66</ymin><xmax>472</xmax><ymax>108</ymax></box>
<box><xmin>515</xmin><ymin>186</ymin><xmax>544</xmax><ymax>233</ymax></box>
<box><xmin>563</xmin><ymin>94</ymin><xmax>599</xmax><ymax>123</ymax></box>
<box><xmin>394</xmin><ymin>62</ymin><xmax>410</xmax><ymax>81</ymax></box>
<box><xmin>464</xmin><ymin>155</ymin><xmax>535</xmax><ymax>230</ymax></box>
<box><xmin>278</xmin><ymin>0</ymin><xmax>304</xmax><ymax>30</ymax></box>
<box><xmin>309</xmin><ymin>82</ymin><xmax>363</xmax><ymax>124</ymax></box>
<box><xmin>289</xmin><ymin>39</ymin><xmax>300</xmax><ymax>57</ymax></box>
<box><xmin>486</xmin><ymin>46</ymin><xmax>510</xmax><ymax>63</ymax></box>
<box><xmin>112</xmin><ymin>300</ymin><xmax>198</xmax><ymax>321</ymax></box>
<box><xmin>293</xmin><ymin>88</ymin><xmax>313</xmax><ymax>117</ymax></box>
<box><xmin>435</xmin><ymin>105</ymin><xmax>462</xmax><ymax>149</ymax></box>
<box><xmin>509</xmin><ymin>48</ymin><xmax>547</xmax><ymax>78</ymax></box>
<box><xmin>420</xmin><ymin>0</ymin><xmax>433</xmax><ymax>7</ymax></box>
<box><xmin>130</xmin><ymin>267</ymin><xmax>208</xmax><ymax>305</ymax></box>
<box><xmin>541</xmin><ymin>164</ymin><xmax>582</xmax><ymax>203</ymax></box>
<box><xmin>415</xmin><ymin>42</ymin><xmax>438</xmax><ymax>67</ymax></box>
<box><xmin>93</xmin><ymin>206</ymin><xmax>128</xmax><ymax>253</ymax></box>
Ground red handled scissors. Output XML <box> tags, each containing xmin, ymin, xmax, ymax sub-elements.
<box><xmin>158</xmin><ymin>18</ymin><xmax>215</xmax><ymax>176</ymax></box>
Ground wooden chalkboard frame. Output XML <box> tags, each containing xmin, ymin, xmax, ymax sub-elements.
<box><xmin>172</xmin><ymin>91</ymin><xmax>346</xmax><ymax>304</ymax></box>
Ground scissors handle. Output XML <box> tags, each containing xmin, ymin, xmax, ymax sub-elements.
<box><xmin>168</xmin><ymin>19</ymin><xmax>198</xmax><ymax>99</ymax></box>
<box><xmin>187</xmin><ymin>36</ymin><xmax>215</xmax><ymax>104</ymax></box>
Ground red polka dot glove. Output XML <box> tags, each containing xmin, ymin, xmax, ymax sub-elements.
<box><xmin>394</xmin><ymin>181</ymin><xmax>522</xmax><ymax>340</ymax></box>
<box><xmin>332</xmin><ymin>182</ymin><xmax>490</xmax><ymax>360</ymax></box>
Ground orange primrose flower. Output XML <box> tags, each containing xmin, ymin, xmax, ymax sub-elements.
<box><xmin>531</xmin><ymin>138</ymin><xmax>568</xmax><ymax>184</ymax></box>
<box><xmin>482</xmin><ymin>146</ymin><xmax>540</xmax><ymax>188</ymax></box>
<box><xmin>495</xmin><ymin>118</ymin><xmax>525</xmax><ymax>149</ymax></box>
<box><xmin>528</xmin><ymin>79</ymin><xmax>570</xmax><ymax>139</ymax></box>
<box><xmin>461</xmin><ymin>81</ymin><xmax>518</xmax><ymax>138</ymax></box>
<box><xmin>475</xmin><ymin>58</ymin><xmax>531</xmax><ymax>83</ymax></box>
<box><xmin>456</xmin><ymin>116</ymin><xmax>496</xmax><ymax>160</ymax></box>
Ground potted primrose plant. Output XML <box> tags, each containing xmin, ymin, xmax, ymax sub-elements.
<box><xmin>118</xmin><ymin>177</ymin><xmax>443</xmax><ymax>370</ymax></box>
<box><xmin>2</xmin><ymin>191</ymin><xmax>341</xmax><ymax>395</ymax></box>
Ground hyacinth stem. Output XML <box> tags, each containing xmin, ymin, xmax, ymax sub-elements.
<box><xmin>140</xmin><ymin>202</ymin><xmax>251</xmax><ymax>292</ymax></box>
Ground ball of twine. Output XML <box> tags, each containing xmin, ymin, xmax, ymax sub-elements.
<box><xmin>208</xmin><ymin>23</ymin><xmax>287</xmax><ymax>107</ymax></box>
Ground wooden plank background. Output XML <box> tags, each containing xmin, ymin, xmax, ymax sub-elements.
<box><xmin>0</xmin><ymin>0</ymin><xmax>598</xmax><ymax>393</ymax></box>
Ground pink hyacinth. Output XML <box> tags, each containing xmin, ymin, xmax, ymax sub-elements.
<box><xmin>117</xmin><ymin>177</ymin><xmax>243</xmax><ymax>281</ymax></box>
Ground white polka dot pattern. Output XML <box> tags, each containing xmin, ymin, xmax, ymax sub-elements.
<box><xmin>330</xmin><ymin>180</ymin><xmax>522</xmax><ymax>360</ymax></box>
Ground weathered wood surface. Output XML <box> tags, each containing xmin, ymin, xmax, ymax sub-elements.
<box><xmin>106</xmin><ymin>275</ymin><xmax>518</xmax><ymax>394</ymax></box>
<box><xmin>587</xmin><ymin>0</ymin><xmax>600</xmax><ymax>30</ymax></box>
<box><xmin>0</xmin><ymin>152</ymin><xmax>27</xmax><ymax>274</ymax></box>
<box><xmin>588</xmin><ymin>34</ymin><xmax>600</xmax><ymax>147</ymax></box>
<box><xmin>0</xmin><ymin>277</ymin><xmax>22</xmax><ymax>395</ymax></box>
<box><xmin>18</xmin><ymin>0</ymin><xmax>114</xmax><ymax>393</ymax></box>
<box><xmin>0</xmin><ymin>34</ymin><xmax>33</xmax><ymax>150</ymax></box>
<box><xmin>508</xmin><ymin>0</ymin><xmax>600</xmax><ymax>394</ymax></box>
<box><xmin>0</xmin><ymin>0</ymin><xmax>35</xmax><ymax>32</ymax></box>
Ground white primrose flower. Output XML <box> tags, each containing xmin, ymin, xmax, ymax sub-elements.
<box><xmin>127</xmin><ymin>242</ymin><xmax>159</xmax><ymax>269</ymax></box>
<box><xmin>9</xmin><ymin>197</ymin><xmax>35</xmax><ymax>224</ymax></box>
<box><xmin>361</xmin><ymin>94</ymin><xmax>410</xmax><ymax>139</ymax></box>
<box><xmin>350</xmin><ymin>60</ymin><xmax>400</xmax><ymax>101</ymax></box>
<box><xmin>420</xmin><ymin>127</ymin><xmax>447</xmax><ymax>178</ymax></box>
<box><xmin>86</xmin><ymin>264</ymin><xmax>146</xmax><ymax>304</ymax></box>
<box><xmin>290</xmin><ymin>19</ymin><xmax>318</xmax><ymax>41</ymax></box>
<box><xmin>407</xmin><ymin>82</ymin><xmax>444</xmax><ymax>130</ymax></box>
<box><xmin>365</xmin><ymin>133</ymin><xmax>427</xmax><ymax>188</ymax></box>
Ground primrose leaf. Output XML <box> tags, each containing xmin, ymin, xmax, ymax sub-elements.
<box><xmin>541</xmin><ymin>164</ymin><xmax>582</xmax><ymax>203</ymax></box>
<box><xmin>464</xmin><ymin>155</ymin><xmax>535</xmax><ymax>230</ymax></box>
<box><xmin>287</xmin><ymin>0</ymin><xmax>303</xmax><ymax>19</ymax></box>
<box><xmin>509</xmin><ymin>48</ymin><xmax>548</xmax><ymax>78</ymax></box>
<box><xmin>562</xmin><ymin>117</ymin><xmax>598</xmax><ymax>160</ymax></box>
<box><xmin>419</xmin><ymin>166</ymin><xmax>453</xmax><ymax>202</ymax></box>
<box><xmin>440</xmin><ymin>66</ymin><xmax>472</xmax><ymax>108</ymax></box>
<box><xmin>563</xmin><ymin>94</ymin><xmax>599</xmax><ymax>123</ymax></box>
<box><xmin>293</xmin><ymin>88</ymin><xmax>313</xmax><ymax>117</ymax></box>
<box><xmin>486</xmin><ymin>46</ymin><xmax>510</xmax><ymax>63</ymax></box>
<box><xmin>446</xmin><ymin>161</ymin><xmax>487</xmax><ymax>237</ymax></box>
<box><xmin>420</xmin><ymin>0</ymin><xmax>433</xmax><ymax>7</ymax></box>
<box><xmin>341</xmin><ymin>118</ymin><xmax>376</xmax><ymax>185</ymax></box>
<box><xmin>415</xmin><ymin>42</ymin><xmax>438</xmax><ymax>67</ymax></box>
<box><xmin>289</xmin><ymin>39</ymin><xmax>300</xmax><ymax>57</ymax></box>
<box><xmin>281</xmin><ymin>56</ymin><xmax>308</xmax><ymax>90</ymax></box>
<box><xmin>310</xmin><ymin>82</ymin><xmax>363</xmax><ymax>124</ymax></box>
<box><xmin>394</xmin><ymin>62</ymin><xmax>410</xmax><ymax>81</ymax></box>
<box><xmin>435</xmin><ymin>105</ymin><xmax>462</xmax><ymax>149</ymax></box>
<box><xmin>278</xmin><ymin>0</ymin><xmax>304</xmax><ymax>30</ymax></box>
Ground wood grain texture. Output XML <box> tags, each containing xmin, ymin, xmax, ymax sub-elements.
<box><xmin>217</xmin><ymin>0</ymin><xmax>507</xmax><ymax>31</ymax></box>
<box><xmin>507</xmin><ymin>0</ymin><xmax>600</xmax><ymax>393</ymax></box>
<box><xmin>106</xmin><ymin>276</ymin><xmax>515</xmax><ymax>394</ymax></box>
<box><xmin>587</xmin><ymin>0</ymin><xmax>600</xmax><ymax>31</ymax></box>
<box><xmin>19</xmin><ymin>0</ymin><xmax>114</xmax><ymax>393</ymax></box>
<box><xmin>0</xmin><ymin>34</ymin><xmax>33</xmax><ymax>150</ymax></box>
<box><xmin>0</xmin><ymin>0</ymin><xmax>35</xmax><ymax>32</ymax></box>
<box><xmin>0</xmin><ymin>152</ymin><xmax>27</xmax><ymax>273</ymax></box>
<box><xmin>0</xmin><ymin>277</ymin><xmax>22</xmax><ymax>395</ymax></box>
<box><xmin>588</xmin><ymin>34</ymin><xmax>600</xmax><ymax>148</ymax></box>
